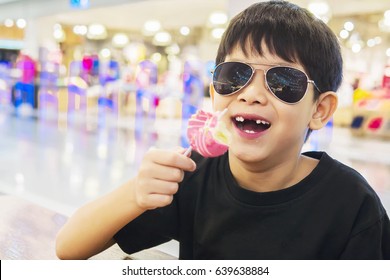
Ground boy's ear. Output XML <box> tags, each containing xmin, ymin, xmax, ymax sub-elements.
<box><xmin>309</xmin><ymin>91</ymin><xmax>338</xmax><ymax>130</ymax></box>
<box><xmin>209</xmin><ymin>82</ymin><xmax>215</xmax><ymax>109</ymax></box>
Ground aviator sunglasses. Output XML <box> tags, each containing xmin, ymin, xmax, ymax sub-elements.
<box><xmin>212</xmin><ymin>61</ymin><xmax>321</xmax><ymax>104</ymax></box>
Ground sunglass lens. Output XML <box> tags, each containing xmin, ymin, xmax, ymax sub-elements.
<box><xmin>266</xmin><ymin>67</ymin><xmax>308</xmax><ymax>103</ymax></box>
<box><xmin>213</xmin><ymin>62</ymin><xmax>253</xmax><ymax>95</ymax></box>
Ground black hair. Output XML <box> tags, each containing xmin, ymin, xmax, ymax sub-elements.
<box><xmin>216</xmin><ymin>0</ymin><xmax>343</xmax><ymax>95</ymax></box>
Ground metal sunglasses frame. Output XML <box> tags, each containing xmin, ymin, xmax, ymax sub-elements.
<box><xmin>212</xmin><ymin>61</ymin><xmax>321</xmax><ymax>104</ymax></box>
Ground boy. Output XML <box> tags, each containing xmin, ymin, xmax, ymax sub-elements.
<box><xmin>56</xmin><ymin>1</ymin><xmax>390</xmax><ymax>259</ymax></box>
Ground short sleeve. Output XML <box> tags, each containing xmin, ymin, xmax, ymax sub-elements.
<box><xmin>114</xmin><ymin>200</ymin><xmax>179</xmax><ymax>254</ymax></box>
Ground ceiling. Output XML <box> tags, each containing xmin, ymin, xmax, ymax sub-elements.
<box><xmin>0</xmin><ymin>0</ymin><xmax>389</xmax><ymax>55</ymax></box>
<box><xmin>41</xmin><ymin>0</ymin><xmax>390</xmax><ymax>32</ymax></box>
<box><xmin>52</xmin><ymin>0</ymin><xmax>227</xmax><ymax>31</ymax></box>
<box><xmin>0</xmin><ymin>0</ymin><xmax>21</xmax><ymax>3</ymax></box>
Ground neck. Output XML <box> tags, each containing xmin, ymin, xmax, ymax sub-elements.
<box><xmin>228</xmin><ymin>153</ymin><xmax>318</xmax><ymax>193</ymax></box>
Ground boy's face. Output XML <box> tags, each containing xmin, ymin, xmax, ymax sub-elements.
<box><xmin>210</xmin><ymin>43</ymin><xmax>321</xmax><ymax>165</ymax></box>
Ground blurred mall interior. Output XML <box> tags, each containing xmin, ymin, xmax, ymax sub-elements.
<box><xmin>0</xmin><ymin>0</ymin><xmax>390</xmax><ymax>259</ymax></box>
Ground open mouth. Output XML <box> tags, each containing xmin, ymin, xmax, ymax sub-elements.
<box><xmin>232</xmin><ymin>115</ymin><xmax>271</xmax><ymax>134</ymax></box>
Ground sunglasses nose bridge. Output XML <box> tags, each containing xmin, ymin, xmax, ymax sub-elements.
<box><xmin>248</xmin><ymin>65</ymin><xmax>268</xmax><ymax>89</ymax></box>
<box><xmin>251</xmin><ymin>67</ymin><xmax>271</xmax><ymax>92</ymax></box>
<box><xmin>237</xmin><ymin>67</ymin><xmax>270</xmax><ymax>104</ymax></box>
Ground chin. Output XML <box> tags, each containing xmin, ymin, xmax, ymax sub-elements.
<box><xmin>229</xmin><ymin>145</ymin><xmax>266</xmax><ymax>164</ymax></box>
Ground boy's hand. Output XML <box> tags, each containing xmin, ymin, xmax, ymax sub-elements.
<box><xmin>133</xmin><ymin>147</ymin><xmax>196</xmax><ymax>210</ymax></box>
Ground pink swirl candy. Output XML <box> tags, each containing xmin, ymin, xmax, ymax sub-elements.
<box><xmin>187</xmin><ymin>109</ymin><xmax>230</xmax><ymax>157</ymax></box>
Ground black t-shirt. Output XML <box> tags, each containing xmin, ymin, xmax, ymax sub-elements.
<box><xmin>114</xmin><ymin>151</ymin><xmax>390</xmax><ymax>259</ymax></box>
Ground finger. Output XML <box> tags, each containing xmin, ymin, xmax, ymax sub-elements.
<box><xmin>173</xmin><ymin>146</ymin><xmax>187</xmax><ymax>154</ymax></box>
<box><xmin>147</xmin><ymin>149</ymin><xmax>196</xmax><ymax>171</ymax></box>
<box><xmin>139</xmin><ymin>178</ymin><xmax>179</xmax><ymax>196</ymax></box>
<box><xmin>139</xmin><ymin>160</ymin><xmax>185</xmax><ymax>182</ymax></box>
<box><xmin>151</xmin><ymin>165</ymin><xmax>185</xmax><ymax>182</ymax></box>
<box><xmin>146</xmin><ymin>194</ymin><xmax>174</xmax><ymax>209</ymax></box>
<box><xmin>137</xmin><ymin>192</ymin><xmax>174</xmax><ymax>210</ymax></box>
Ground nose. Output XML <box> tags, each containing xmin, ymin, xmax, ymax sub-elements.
<box><xmin>236</xmin><ymin>69</ymin><xmax>269</xmax><ymax>105</ymax></box>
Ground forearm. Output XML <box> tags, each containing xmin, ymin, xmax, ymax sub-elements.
<box><xmin>55</xmin><ymin>148</ymin><xmax>196</xmax><ymax>260</ymax></box>
<box><xmin>56</xmin><ymin>178</ymin><xmax>144</xmax><ymax>259</ymax></box>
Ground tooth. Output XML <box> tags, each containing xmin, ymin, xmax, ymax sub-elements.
<box><xmin>245</xmin><ymin>130</ymin><xmax>255</xmax><ymax>134</ymax></box>
<box><xmin>256</xmin><ymin>120</ymin><xmax>261</xmax><ymax>124</ymax></box>
<box><xmin>236</xmin><ymin>116</ymin><xmax>244</xmax><ymax>122</ymax></box>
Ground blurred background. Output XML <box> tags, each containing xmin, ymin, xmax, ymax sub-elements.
<box><xmin>0</xmin><ymin>0</ymin><xmax>389</xmax><ymax>233</ymax></box>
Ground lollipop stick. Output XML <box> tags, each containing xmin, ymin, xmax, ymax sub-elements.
<box><xmin>183</xmin><ymin>146</ymin><xmax>192</xmax><ymax>157</ymax></box>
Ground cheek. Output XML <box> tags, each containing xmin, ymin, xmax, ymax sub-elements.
<box><xmin>212</xmin><ymin>95</ymin><xmax>231</xmax><ymax>111</ymax></box>
<box><xmin>291</xmin><ymin>98</ymin><xmax>315</xmax><ymax>119</ymax></box>
<box><xmin>278</xmin><ymin>104</ymin><xmax>313</xmax><ymax>133</ymax></box>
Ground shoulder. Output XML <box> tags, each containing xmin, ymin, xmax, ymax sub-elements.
<box><xmin>306</xmin><ymin>151</ymin><xmax>380</xmax><ymax>201</ymax></box>
<box><xmin>305</xmin><ymin>151</ymin><xmax>371</xmax><ymax>188</ymax></box>
<box><xmin>305</xmin><ymin>151</ymin><xmax>387</xmax><ymax>233</ymax></box>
